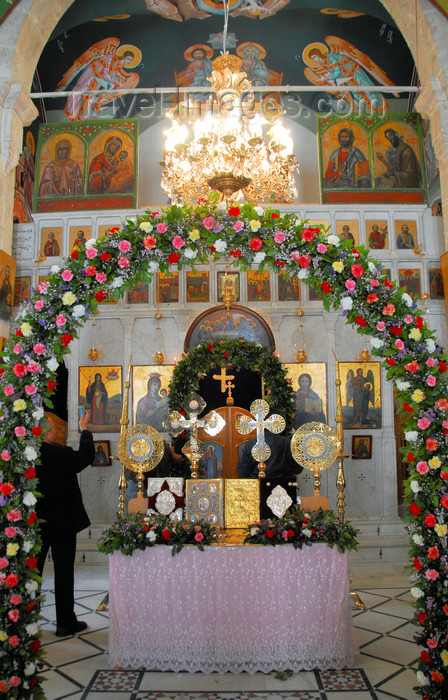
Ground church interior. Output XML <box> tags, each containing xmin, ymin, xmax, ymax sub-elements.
<box><xmin>2</xmin><ymin>1</ymin><xmax>448</xmax><ymax>699</ymax></box>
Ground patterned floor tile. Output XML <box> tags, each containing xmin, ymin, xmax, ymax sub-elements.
<box><xmin>133</xmin><ymin>695</ymin><xmax>322</xmax><ymax>699</ymax></box>
<box><xmin>318</xmin><ymin>668</ymin><xmax>369</xmax><ymax>691</ymax></box>
<box><xmin>88</xmin><ymin>669</ymin><xmax>140</xmax><ymax>692</ymax></box>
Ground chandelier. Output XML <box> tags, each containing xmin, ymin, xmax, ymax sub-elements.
<box><xmin>161</xmin><ymin>53</ymin><xmax>299</xmax><ymax>203</ymax></box>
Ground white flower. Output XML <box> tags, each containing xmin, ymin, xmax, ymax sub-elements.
<box><xmin>426</xmin><ymin>338</ymin><xmax>436</xmax><ymax>353</ymax></box>
<box><xmin>127</xmin><ymin>216</ymin><xmax>137</xmax><ymax>225</ymax></box>
<box><xmin>217</xmin><ymin>201</ymin><xmax>227</xmax><ymax>211</ymax></box>
<box><xmin>146</xmin><ymin>530</ymin><xmax>156</xmax><ymax>542</ymax></box>
<box><xmin>148</xmin><ymin>261</ymin><xmax>159</xmax><ymax>273</ymax></box>
<box><xmin>410</xmin><ymin>586</ymin><xmax>424</xmax><ymax>599</ymax></box>
<box><xmin>302</xmin><ymin>527</ymin><xmax>312</xmax><ymax>538</ymax></box>
<box><xmin>404</xmin><ymin>430</ymin><xmax>418</xmax><ymax>442</ymax></box>
<box><xmin>23</xmin><ymin>491</ymin><xmax>37</xmax><ymax>506</ymax></box>
<box><xmin>370</xmin><ymin>337</ymin><xmax>384</xmax><ymax>349</ymax></box>
<box><xmin>401</xmin><ymin>292</ymin><xmax>413</xmax><ymax>307</ymax></box>
<box><xmin>32</xmin><ymin>407</ymin><xmax>44</xmax><ymax>420</ymax></box>
<box><xmin>139</xmin><ymin>221</ymin><xmax>153</xmax><ymax>232</ymax></box>
<box><xmin>50</xmin><ymin>264</ymin><xmax>61</xmax><ymax>274</ymax></box>
<box><xmin>297</xmin><ymin>268</ymin><xmax>309</xmax><ymax>279</ymax></box>
<box><xmin>24</xmin><ymin>662</ymin><xmax>36</xmax><ymax>677</ymax></box>
<box><xmin>21</xmin><ymin>322</ymin><xmax>32</xmax><ymax>337</ymax></box>
<box><xmin>413</xmin><ymin>534</ymin><xmax>424</xmax><ymax>546</ymax></box>
<box><xmin>22</xmin><ymin>540</ymin><xmax>33</xmax><ymax>553</ymax></box>
<box><xmin>85</xmin><ymin>238</ymin><xmax>97</xmax><ymax>249</ymax></box>
<box><xmin>25</xmin><ymin>580</ymin><xmax>38</xmax><ymax>593</ymax></box>
<box><xmin>410</xmin><ymin>480</ymin><xmax>420</xmax><ymax>493</ymax></box>
<box><xmin>368</xmin><ymin>262</ymin><xmax>377</xmax><ymax>273</ymax></box>
<box><xmin>25</xmin><ymin>623</ymin><xmax>39</xmax><ymax>636</ymax></box>
<box><xmin>327</xmin><ymin>234</ymin><xmax>340</xmax><ymax>246</ymax></box>
<box><xmin>111</xmin><ymin>277</ymin><xmax>124</xmax><ymax>288</ymax></box>
<box><xmin>184</xmin><ymin>247</ymin><xmax>197</xmax><ymax>259</ymax></box>
<box><xmin>416</xmin><ymin>671</ymin><xmax>429</xmax><ymax>686</ymax></box>
<box><xmin>46</xmin><ymin>357</ymin><xmax>59</xmax><ymax>372</ymax></box>
<box><xmin>214</xmin><ymin>239</ymin><xmax>227</xmax><ymax>253</ymax></box>
<box><xmin>253</xmin><ymin>252</ymin><xmax>266</xmax><ymax>264</ymax></box>
<box><xmin>72</xmin><ymin>304</ymin><xmax>86</xmax><ymax>318</ymax></box>
<box><xmin>24</xmin><ymin>446</ymin><xmax>37</xmax><ymax>461</ymax></box>
<box><xmin>250</xmin><ymin>526</ymin><xmax>259</xmax><ymax>536</ymax></box>
<box><xmin>396</xmin><ymin>379</ymin><xmax>411</xmax><ymax>391</ymax></box>
<box><xmin>341</xmin><ymin>297</ymin><xmax>353</xmax><ymax>310</ymax></box>
<box><xmin>254</xmin><ymin>206</ymin><xmax>264</xmax><ymax>216</ymax></box>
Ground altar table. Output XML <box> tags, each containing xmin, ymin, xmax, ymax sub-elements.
<box><xmin>109</xmin><ymin>543</ymin><xmax>356</xmax><ymax>674</ymax></box>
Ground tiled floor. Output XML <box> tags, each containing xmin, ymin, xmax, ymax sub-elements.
<box><xmin>39</xmin><ymin>564</ymin><xmax>420</xmax><ymax>700</ymax></box>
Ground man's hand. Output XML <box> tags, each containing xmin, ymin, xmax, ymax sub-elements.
<box><xmin>79</xmin><ymin>411</ymin><xmax>90</xmax><ymax>431</ymax></box>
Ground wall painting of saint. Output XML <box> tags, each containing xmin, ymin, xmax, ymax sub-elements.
<box><xmin>186</xmin><ymin>271</ymin><xmax>209</xmax><ymax>303</ymax></box>
<box><xmin>398</xmin><ymin>268</ymin><xmax>421</xmax><ymax>297</ymax></box>
<box><xmin>284</xmin><ymin>363</ymin><xmax>327</xmax><ymax>431</ymax></box>
<box><xmin>0</xmin><ymin>250</ymin><xmax>16</xmax><ymax>334</ymax></box>
<box><xmin>334</xmin><ymin>221</ymin><xmax>359</xmax><ymax>247</ymax></box>
<box><xmin>14</xmin><ymin>276</ymin><xmax>31</xmax><ymax>307</ymax></box>
<box><xmin>365</xmin><ymin>220</ymin><xmax>389</xmax><ymax>250</ymax></box>
<box><xmin>132</xmin><ymin>365</ymin><xmax>175</xmax><ymax>436</ymax></box>
<box><xmin>278</xmin><ymin>274</ymin><xmax>300</xmax><ymax>302</ymax></box>
<box><xmin>157</xmin><ymin>272</ymin><xmax>179</xmax><ymax>304</ymax></box>
<box><xmin>41</xmin><ymin>227</ymin><xmax>63</xmax><ymax>257</ymax></box>
<box><xmin>394</xmin><ymin>220</ymin><xmax>418</xmax><ymax>250</ymax></box>
<box><xmin>339</xmin><ymin>362</ymin><xmax>381</xmax><ymax>430</ymax></box>
<box><xmin>429</xmin><ymin>269</ymin><xmax>444</xmax><ymax>300</ymax></box>
<box><xmin>78</xmin><ymin>366</ymin><xmax>123</xmax><ymax>433</ymax></box>
<box><xmin>247</xmin><ymin>270</ymin><xmax>270</xmax><ymax>302</ymax></box>
<box><xmin>69</xmin><ymin>226</ymin><xmax>91</xmax><ymax>251</ymax></box>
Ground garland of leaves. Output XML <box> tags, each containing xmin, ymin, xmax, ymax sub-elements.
<box><xmin>0</xmin><ymin>196</ymin><xmax>447</xmax><ymax>697</ymax></box>
<box><xmin>168</xmin><ymin>338</ymin><xmax>295</xmax><ymax>434</ymax></box>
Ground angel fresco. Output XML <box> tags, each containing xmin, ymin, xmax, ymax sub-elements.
<box><xmin>57</xmin><ymin>38</ymin><xmax>141</xmax><ymax>122</ymax></box>
<box><xmin>301</xmin><ymin>36</ymin><xmax>397</xmax><ymax>113</ymax></box>
<box><xmin>345</xmin><ymin>367</ymin><xmax>375</xmax><ymax>428</ymax></box>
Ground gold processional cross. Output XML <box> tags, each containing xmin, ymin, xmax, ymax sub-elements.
<box><xmin>212</xmin><ymin>366</ymin><xmax>235</xmax><ymax>405</ymax></box>
<box><xmin>165</xmin><ymin>392</ymin><xmax>225</xmax><ymax>479</ymax></box>
<box><xmin>236</xmin><ymin>399</ymin><xmax>286</xmax><ymax>478</ymax></box>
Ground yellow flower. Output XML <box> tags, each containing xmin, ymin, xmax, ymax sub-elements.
<box><xmin>249</xmin><ymin>219</ymin><xmax>261</xmax><ymax>232</ymax></box>
<box><xmin>20</xmin><ymin>322</ymin><xmax>32</xmax><ymax>337</ymax></box>
<box><xmin>409</xmin><ymin>328</ymin><xmax>422</xmax><ymax>341</ymax></box>
<box><xmin>139</xmin><ymin>221</ymin><xmax>153</xmax><ymax>232</ymax></box>
<box><xmin>0</xmin><ymin>631</ymin><xmax>7</xmax><ymax>642</ymax></box>
<box><xmin>332</xmin><ymin>261</ymin><xmax>344</xmax><ymax>272</ymax></box>
<box><xmin>411</xmin><ymin>389</ymin><xmax>425</xmax><ymax>403</ymax></box>
<box><xmin>188</xmin><ymin>229</ymin><xmax>200</xmax><ymax>241</ymax></box>
<box><xmin>13</xmin><ymin>399</ymin><xmax>26</xmax><ymax>412</ymax></box>
<box><xmin>429</xmin><ymin>456</ymin><xmax>441</xmax><ymax>469</ymax></box>
<box><xmin>7</xmin><ymin>543</ymin><xmax>19</xmax><ymax>556</ymax></box>
<box><xmin>441</xmin><ymin>649</ymin><xmax>448</xmax><ymax>666</ymax></box>
<box><xmin>62</xmin><ymin>291</ymin><xmax>76</xmax><ymax>306</ymax></box>
<box><xmin>435</xmin><ymin>523</ymin><xmax>447</xmax><ymax>536</ymax></box>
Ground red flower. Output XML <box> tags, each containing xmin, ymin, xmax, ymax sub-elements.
<box><xmin>27</xmin><ymin>512</ymin><xmax>36</xmax><ymax>525</ymax></box>
<box><xmin>223</xmin><ymin>351</ymin><xmax>229</xmax><ymax>357</ymax></box>
<box><xmin>101</xmin><ymin>252</ymin><xmax>111</xmax><ymax>262</ymax></box>
<box><xmin>208</xmin><ymin>245</ymin><xmax>216</xmax><ymax>253</ymax></box>
<box><xmin>439</xmin><ymin>361</ymin><xmax>447</xmax><ymax>373</ymax></box>
<box><xmin>287</xmin><ymin>529</ymin><xmax>295</xmax><ymax>538</ymax></box>
<box><xmin>444</xmin><ymin>604</ymin><xmax>448</xmax><ymax>616</ymax></box>
<box><xmin>301</xmin><ymin>228</ymin><xmax>314</xmax><ymax>242</ymax></box>
<box><xmin>417</xmin><ymin>611</ymin><xmax>428</xmax><ymax>624</ymax></box>
<box><xmin>85</xmin><ymin>265</ymin><xmax>96</xmax><ymax>277</ymax></box>
<box><xmin>275</xmin><ymin>261</ymin><xmax>285</xmax><ymax>268</ymax></box>
<box><xmin>24</xmin><ymin>467</ymin><xmax>36</xmax><ymax>479</ymax></box>
<box><xmin>428</xmin><ymin>546</ymin><xmax>439</xmax><ymax>559</ymax></box>
<box><xmin>167</xmin><ymin>252</ymin><xmax>180</xmax><ymax>264</ymax></box>
<box><xmin>60</xmin><ymin>334</ymin><xmax>73</xmax><ymax>347</ymax></box>
<box><xmin>321</xmin><ymin>282</ymin><xmax>332</xmax><ymax>294</ymax></box>
<box><xmin>31</xmin><ymin>427</ymin><xmax>42</xmax><ymax>436</ymax></box>
<box><xmin>47</xmin><ymin>380</ymin><xmax>55</xmax><ymax>392</ymax></box>
<box><xmin>0</xmin><ymin>482</ymin><xmax>14</xmax><ymax>496</ymax></box>
<box><xmin>14</xmin><ymin>328</ymin><xmax>22</xmax><ymax>336</ymax></box>
<box><xmin>384</xmin><ymin>278</ymin><xmax>393</xmax><ymax>288</ymax></box>
<box><xmin>230</xmin><ymin>248</ymin><xmax>242</xmax><ymax>258</ymax></box>
<box><xmin>266</xmin><ymin>529</ymin><xmax>274</xmax><ymax>538</ymax></box>
<box><xmin>440</xmin><ymin>495</ymin><xmax>448</xmax><ymax>509</ymax></box>
<box><xmin>162</xmin><ymin>528</ymin><xmax>171</xmax><ymax>541</ymax></box>
<box><xmin>386</xmin><ymin>357</ymin><xmax>396</xmax><ymax>367</ymax></box>
<box><xmin>298</xmin><ymin>255</ymin><xmax>311</xmax><ymax>268</ymax></box>
<box><xmin>404</xmin><ymin>360</ymin><xmax>420</xmax><ymax>373</ymax></box>
<box><xmin>270</xmin><ymin>212</ymin><xmax>280</xmax><ymax>219</ymax></box>
<box><xmin>30</xmin><ymin>639</ymin><xmax>41</xmax><ymax>654</ymax></box>
<box><xmin>5</xmin><ymin>573</ymin><xmax>18</xmax><ymax>587</ymax></box>
<box><xmin>207</xmin><ymin>344</ymin><xmax>214</xmax><ymax>351</ymax></box>
<box><xmin>425</xmin><ymin>513</ymin><xmax>436</xmax><ymax>527</ymax></box>
<box><xmin>421</xmin><ymin>650</ymin><xmax>431</xmax><ymax>663</ymax></box>
<box><xmin>71</xmin><ymin>250</ymin><xmax>78</xmax><ymax>260</ymax></box>
<box><xmin>12</xmin><ymin>362</ymin><xmax>27</xmax><ymax>377</ymax></box>
<box><xmin>441</xmin><ymin>471</ymin><xmax>448</xmax><ymax>480</ymax></box>
<box><xmin>108</xmin><ymin>226</ymin><xmax>121</xmax><ymax>234</ymax></box>
<box><xmin>407</xmin><ymin>452</ymin><xmax>415</xmax><ymax>462</ymax></box>
<box><xmin>414</xmin><ymin>557</ymin><xmax>422</xmax><ymax>570</ymax></box>
<box><xmin>351</xmin><ymin>264</ymin><xmax>364</xmax><ymax>278</ymax></box>
<box><xmin>403</xmin><ymin>403</ymin><xmax>413</xmax><ymax>413</ymax></box>
<box><xmin>409</xmin><ymin>502</ymin><xmax>421</xmax><ymax>516</ymax></box>
<box><xmin>228</xmin><ymin>206</ymin><xmax>240</xmax><ymax>217</ymax></box>
<box><xmin>415</xmin><ymin>316</ymin><xmax>423</xmax><ymax>329</ymax></box>
<box><xmin>366</xmin><ymin>293</ymin><xmax>378</xmax><ymax>304</ymax></box>
<box><xmin>355</xmin><ymin>316</ymin><xmax>367</xmax><ymax>327</ymax></box>
<box><xmin>390</xmin><ymin>325</ymin><xmax>402</xmax><ymax>336</ymax></box>
<box><xmin>431</xmin><ymin>671</ymin><xmax>444</xmax><ymax>683</ymax></box>
<box><xmin>95</xmin><ymin>290</ymin><xmax>107</xmax><ymax>302</ymax></box>
<box><xmin>250</xmin><ymin>237</ymin><xmax>263</xmax><ymax>251</ymax></box>
<box><xmin>426</xmin><ymin>437</ymin><xmax>438</xmax><ymax>451</ymax></box>
<box><xmin>26</xmin><ymin>557</ymin><xmax>38</xmax><ymax>569</ymax></box>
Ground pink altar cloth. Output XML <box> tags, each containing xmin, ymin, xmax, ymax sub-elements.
<box><xmin>109</xmin><ymin>543</ymin><xmax>356</xmax><ymax>673</ymax></box>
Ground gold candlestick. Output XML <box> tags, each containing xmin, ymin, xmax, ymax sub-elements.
<box><xmin>332</xmin><ymin>349</ymin><xmax>349</xmax><ymax>523</ymax></box>
<box><xmin>117</xmin><ymin>356</ymin><xmax>132</xmax><ymax>517</ymax></box>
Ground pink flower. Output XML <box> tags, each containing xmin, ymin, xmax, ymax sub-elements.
<box><xmin>203</xmin><ymin>216</ymin><xmax>214</xmax><ymax>229</ymax></box>
<box><xmin>345</xmin><ymin>279</ymin><xmax>356</xmax><ymax>291</ymax></box>
<box><xmin>426</xmin><ymin>357</ymin><xmax>436</xmax><ymax>367</ymax></box>
<box><xmin>6</xmin><ymin>510</ymin><xmax>21</xmax><ymax>522</ymax></box>
<box><xmin>4</xmin><ymin>385</ymin><xmax>14</xmax><ymax>396</ymax></box>
<box><xmin>417</xmin><ymin>461</ymin><xmax>429</xmax><ymax>474</ymax></box>
<box><xmin>443</xmin><ymin>420</ymin><xmax>448</xmax><ymax>429</ymax></box>
<box><xmin>12</xmin><ymin>363</ymin><xmax>27</xmax><ymax>377</ymax></box>
<box><xmin>33</xmin><ymin>299</ymin><xmax>44</xmax><ymax>311</ymax></box>
<box><xmin>351</xmin><ymin>264</ymin><xmax>364</xmax><ymax>278</ymax></box>
<box><xmin>95</xmin><ymin>272</ymin><xmax>107</xmax><ymax>283</ymax></box>
<box><xmin>172</xmin><ymin>235</ymin><xmax>185</xmax><ymax>250</ymax></box>
<box><xmin>405</xmin><ymin>360</ymin><xmax>420</xmax><ymax>373</ymax></box>
<box><xmin>56</xmin><ymin>314</ymin><xmax>66</xmax><ymax>327</ymax></box>
<box><xmin>13</xmin><ymin>344</ymin><xmax>22</xmax><ymax>354</ymax></box>
<box><xmin>370</xmin><ymin>279</ymin><xmax>379</xmax><ymax>287</ymax></box>
<box><xmin>0</xmin><ymin>558</ymin><xmax>8</xmax><ymax>568</ymax></box>
<box><xmin>1</xmin><ymin>450</ymin><xmax>11</xmax><ymax>461</ymax></box>
<box><xmin>37</xmin><ymin>281</ymin><xmax>49</xmax><ymax>294</ymax></box>
<box><xmin>14</xmin><ymin>427</ymin><xmax>25</xmax><ymax>438</ymax></box>
<box><xmin>194</xmin><ymin>525</ymin><xmax>201</xmax><ymax>531</ymax></box>
<box><xmin>143</xmin><ymin>234</ymin><xmax>157</xmax><ymax>249</ymax></box>
<box><xmin>27</xmin><ymin>362</ymin><xmax>41</xmax><ymax>373</ymax></box>
<box><xmin>5</xmin><ymin>527</ymin><xmax>16</xmax><ymax>537</ymax></box>
<box><xmin>233</xmin><ymin>220</ymin><xmax>244</xmax><ymax>232</ymax></box>
<box><xmin>8</xmin><ymin>609</ymin><xmax>19</xmax><ymax>622</ymax></box>
<box><xmin>33</xmin><ymin>343</ymin><xmax>45</xmax><ymax>355</ymax></box>
<box><xmin>156</xmin><ymin>223</ymin><xmax>168</xmax><ymax>234</ymax></box>
<box><xmin>290</xmin><ymin>251</ymin><xmax>300</xmax><ymax>261</ymax></box>
<box><xmin>301</xmin><ymin>228</ymin><xmax>314</xmax><ymax>242</ymax></box>
<box><xmin>382</xmin><ymin>303</ymin><xmax>396</xmax><ymax>316</ymax></box>
<box><xmin>418</xmin><ymin>418</ymin><xmax>431</xmax><ymax>430</ymax></box>
<box><xmin>9</xmin><ymin>676</ymin><xmax>20</xmax><ymax>687</ymax></box>
<box><xmin>427</xmin><ymin>376</ymin><xmax>437</xmax><ymax>387</ymax></box>
<box><xmin>86</xmin><ymin>247</ymin><xmax>98</xmax><ymax>259</ymax></box>
<box><xmin>118</xmin><ymin>240</ymin><xmax>131</xmax><ymax>253</ymax></box>
<box><xmin>395</xmin><ymin>339</ymin><xmax>404</xmax><ymax>351</ymax></box>
<box><xmin>250</xmin><ymin>238</ymin><xmax>263</xmax><ymax>251</ymax></box>
<box><xmin>194</xmin><ymin>532</ymin><xmax>204</xmax><ymax>542</ymax></box>
<box><xmin>275</xmin><ymin>231</ymin><xmax>286</xmax><ymax>243</ymax></box>
<box><xmin>427</xmin><ymin>639</ymin><xmax>438</xmax><ymax>649</ymax></box>
<box><xmin>8</xmin><ymin>636</ymin><xmax>19</xmax><ymax>647</ymax></box>
<box><xmin>10</xmin><ymin>595</ymin><xmax>21</xmax><ymax>605</ymax></box>
<box><xmin>61</xmin><ymin>270</ymin><xmax>73</xmax><ymax>281</ymax></box>
<box><xmin>404</xmin><ymin>315</ymin><xmax>413</xmax><ymax>324</ymax></box>
<box><xmin>426</xmin><ymin>569</ymin><xmax>439</xmax><ymax>580</ymax></box>
<box><xmin>118</xmin><ymin>256</ymin><xmax>130</xmax><ymax>269</ymax></box>
<box><xmin>317</xmin><ymin>243</ymin><xmax>327</xmax><ymax>253</ymax></box>
<box><xmin>24</xmin><ymin>384</ymin><xmax>36</xmax><ymax>396</ymax></box>
<box><xmin>376</xmin><ymin>321</ymin><xmax>386</xmax><ymax>331</ymax></box>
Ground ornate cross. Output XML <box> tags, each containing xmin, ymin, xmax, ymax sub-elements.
<box><xmin>213</xmin><ymin>366</ymin><xmax>235</xmax><ymax>393</ymax></box>
<box><xmin>236</xmin><ymin>399</ymin><xmax>285</xmax><ymax>478</ymax></box>
<box><xmin>165</xmin><ymin>392</ymin><xmax>225</xmax><ymax>478</ymax></box>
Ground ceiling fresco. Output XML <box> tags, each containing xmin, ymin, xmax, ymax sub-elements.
<box><xmin>36</xmin><ymin>0</ymin><xmax>415</xmax><ymax>122</ymax></box>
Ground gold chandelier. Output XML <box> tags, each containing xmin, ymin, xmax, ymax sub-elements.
<box><xmin>161</xmin><ymin>54</ymin><xmax>299</xmax><ymax>203</ymax></box>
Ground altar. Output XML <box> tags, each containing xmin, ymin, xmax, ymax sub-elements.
<box><xmin>109</xmin><ymin>542</ymin><xmax>356</xmax><ymax>673</ymax></box>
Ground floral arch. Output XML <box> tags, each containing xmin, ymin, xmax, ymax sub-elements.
<box><xmin>1</xmin><ymin>197</ymin><xmax>448</xmax><ymax>698</ymax></box>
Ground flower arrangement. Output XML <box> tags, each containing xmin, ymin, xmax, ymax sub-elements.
<box><xmin>244</xmin><ymin>507</ymin><xmax>358</xmax><ymax>554</ymax></box>
<box><xmin>168</xmin><ymin>338</ymin><xmax>295</xmax><ymax>434</ymax></box>
<box><xmin>98</xmin><ymin>513</ymin><xmax>218</xmax><ymax>557</ymax></box>
<box><xmin>0</xmin><ymin>195</ymin><xmax>447</xmax><ymax>696</ymax></box>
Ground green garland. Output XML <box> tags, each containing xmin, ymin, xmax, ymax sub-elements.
<box><xmin>168</xmin><ymin>338</ymin><xmax>296</xmax><ymax>434</ymax></box>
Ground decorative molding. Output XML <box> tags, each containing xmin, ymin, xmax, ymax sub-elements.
<box><xmin>0</xmin><ymin>80</ymin><xmax>37</xmax><ymax>174</ymax></box>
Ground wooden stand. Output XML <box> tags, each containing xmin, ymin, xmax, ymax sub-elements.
<box><xmin>301</xmin><ymin>495</ymin><xmax>330</xmax><ymax>511</ymax></box>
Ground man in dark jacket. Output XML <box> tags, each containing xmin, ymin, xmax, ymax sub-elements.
<box><xmin>237</xmin><ymin>430</ymin><xmax>302</xmax><ymax>479</ymax></box>
<box><xmin>36</xmin><ymin>411</ymin><xmax>94</xmax><ymax>637</ymax></box>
